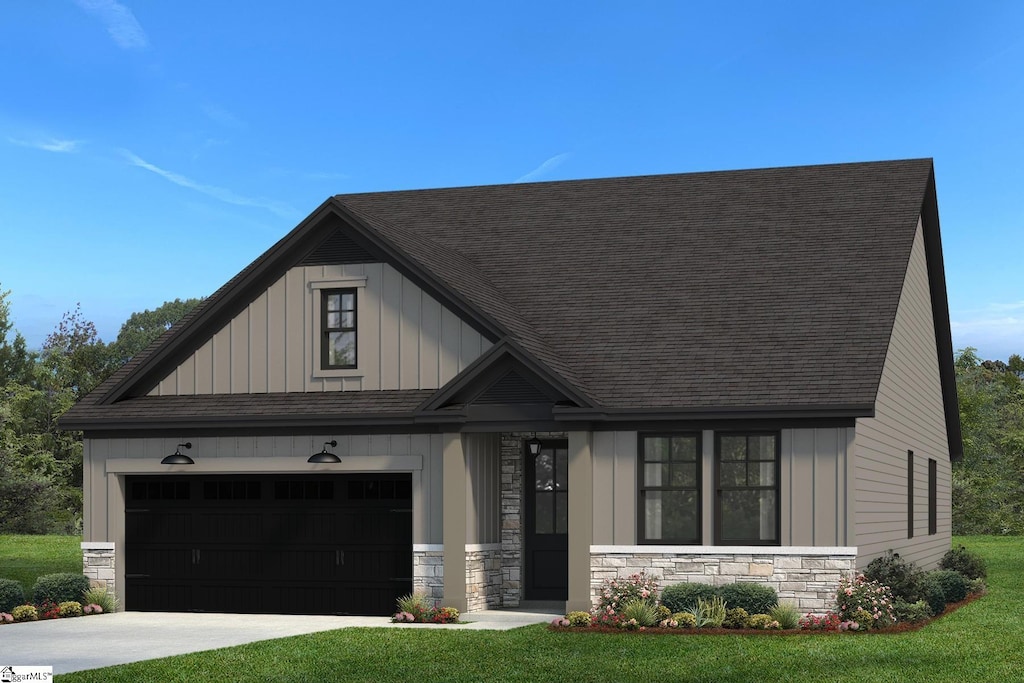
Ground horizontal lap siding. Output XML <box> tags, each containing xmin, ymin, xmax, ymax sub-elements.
<box><xmin>152</xmin><ymin>264</ymin><xmax>490</xmax><ymax>395</ymax></box>
<box><xmin>854</xmin><ymin>219</ymin><xmax>951</xmax><ymax>569</ymax></box>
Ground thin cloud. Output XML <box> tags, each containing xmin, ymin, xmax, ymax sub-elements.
<box><xmin>121</xmin><ymin>150</ymin><xmax>297</xmax><ymax>219</ymax></box>
<box><xmin>8</xmin><ymin>137</ymin><xmax>81</xmax><ymax>153</ymax></box>
<box><xmin>74</xmin><ymin>0</ymin><xmax>148</xmax><ymax>50</ymax></box>
<box><xmin>202</xmin><ymin>104</ymin><xmax>244</xmax><ymax>128</ymax></box>
<box><xmin>951</xmin><ymin>301</ymin><xmax>1024</xmax><ymax>359</ymax></box>
<box><xmin>515</xmin><ymin>152</ymin><xmax>570</xmax><ymax>183</ymax></box>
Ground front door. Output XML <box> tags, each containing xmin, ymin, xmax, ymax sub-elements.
<box><xmin>524</xmin><ymin>439</ymin><xmax>568</xmax><ymax>600</ymax></box>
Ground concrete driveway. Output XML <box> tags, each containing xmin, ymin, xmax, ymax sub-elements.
<box><xmin>0</xmin><ymin>609</ymin><xmax>557</xmax><ymax>675</ymax></box>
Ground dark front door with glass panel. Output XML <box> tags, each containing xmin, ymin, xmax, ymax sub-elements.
<box><xmin>524</xmin><ymin>439</ymin><xmax>568</xmax><ymax>600</ymax></box>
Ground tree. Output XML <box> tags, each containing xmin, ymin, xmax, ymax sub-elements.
<box><xmin>952</xmin><ymin>348</ymin><xmax>1024</xmax><ymax>534</ymax></box>
<box><xmin>111</xmin><ymin>298</ymin><xmax>203</xmax><ymax>365</ymax></box>
<box><xmin>0</xmin><ymin>287</ymin><xmax>36</xmax><ymax>386</ymax></box>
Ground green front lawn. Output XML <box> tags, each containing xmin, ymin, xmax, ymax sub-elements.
<box><xmin>58</xmin><ymin>536</ymin><xmax>1023</xmax><ymax>682</ymax></box>
<box><xmin>0</xmin><ymin>534</ymin><xmax>81</xmax><ymax>595</ymax></box>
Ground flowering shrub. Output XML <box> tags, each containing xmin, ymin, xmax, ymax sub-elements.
<box><xmin>0</xmin><ymin>612</ymin><xmax>13</xmax><ymax>624</ymax></box>
<box><xmin>838</xmin><ymin>620</ymin><xmax>861</xmax><ymax>631</ymax></box>
<box><xmin>799</xmin><ymin>612</ymin><xmax>840</xmax><ymax>631</ymax></box>
<box><xmin>12</xmin><ymin>605</ymin><xmax>38</xmax><ymax>622</ymax></box>
<box><xmin>430</xmin><ymin>606</ymin><xmax>460</xmax><ymax>624</ymax></box>
<box><xmin>836</xmin><ymin>574</ymin><xmax>896</xmax><ymax>628</ymax></box>
<box><xmin>391</xmin><ymin>611</ymin><xmax>415</xmax><ymax>623</ymax></box>
<box><xmin>551</xmin><ymin>616</ymin><xmax>570</xmax><ymax>627</ymax></box>
<box><xmin>594</xmin><ymin>572</ymin><xmax>660</xmax><ymax>617</ymax></box>
<box><xmin>37</xmin><ymin>600</ymin><xmax>61</xmax><ymax>620</ymax></box>
<box><xmin>82</xmin><ymin>603</ymin><xmax>105</xmax><ymax>615</ymax></box>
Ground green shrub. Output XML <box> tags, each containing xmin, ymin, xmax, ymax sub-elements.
<box><xmin>717</xmin><ymin>582</ymin><xmax>778</xmax><ymax>614</ymax></box>
<box><xmin>893</xmin><ymin>598</ymin><xmax>932</xmax><ymax>624</ymax></box>
<box><xmin>672</xmin><ymin>611</ymin><xmax>697</xmax><ymax>628</ymax></box>
<box><xmin>660</xmin><ymin>582</ymin><xmax>715</xmax><ymax>613</ymax></box>
<box><xmin>82</xmin><ymin>586</ymin><xmax>118</xmax><ymax>613</ymax></box>
<box><xmin>620</xmin><ymin>598</ymin><xmax>660</xmax><ymax>627</ymax></box>
<box><xmin>566</xmin><ymin>611</ymin><xmax>592</xmax><ymax>627</ymax></box>
<box><xmin>929</xmin><ymin>569</ymin><xmax>969</xmax><ymax>604</ymax></box>
<box><xmin>692</xmin><ymin>596</ymin><xmax>726</xmax><ymax>628</ymax></box>
<box><xmin>655</xmin><ymin>604</ymin><xmax>671</xmax><ymax>622</ymax></box>
<box><xmin>967</xmin><ymin>577</ymin><xmax>987</xmax><ymax>595</ymax></box>
<box><xmin>58</xmin><ymin>601</ymin><xmax>83</xmax><ymax>617</ymax></box>
<box><xmin>920</xmin><ymin>574</ymin><xmax>947</xmax><ymax>616</ymax></box>
<box><xmin>863</xmin><ymin>551</ymin><xmax>924</xmax><ymax>603</ymax></box>
<box><xmin>0</xmin><ymin>578</ymin><xmax>26</xmax><ymax>613</ymax></box>
<box><xmin>32</xmin><ymin>573</ymin><xmax>91</xmax><ymax>605</ymax></box>
<box><xmin>12</xmin><ymin>604</ymin><xmax>37</xmax><ymax>622</ymax></box>
<box><xmin>723</xmin><ymin>607</ymin><xmax>749</xmax><ymax>629</ymax></box>
<box><xmin>940</xmin><ymin>546</ymin><xmax>987</xmax><ymax>580</ymax></box>
<box><xmin>768</xmin><ymin>601</ymin><xmax>800</xmax><ymax>629</ymax></box>
<box><xmin>745</xmin><ymin>613</ymin><xmax>781</xmax><ymax>630</ymax></box>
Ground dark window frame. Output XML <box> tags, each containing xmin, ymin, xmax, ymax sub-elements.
<box><xmin>321</xmin><ymin>288</ymin><xmax>357</xmax><ymax>369</ymax></box>
<box><xmin>928</xmin><ymin>458</ymin><xmax>937</xmax><ymax>535</ymax></box>
<box><xmin>908</xmin><ymin>450</ymin><xmax>914</xmax><ymax>539</ymax></box>
<box><xmin>714</xmin><ymin>431</ymin><xmax>781</xmax><ymax>546</ymax></box>
<box><xmin>637</xmin><ymin>432</ymin><xmax>702</xmax><ymax>545</ymax></box>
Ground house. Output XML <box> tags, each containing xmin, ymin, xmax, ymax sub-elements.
<box><xmin>61</xmin><ymin>158</ymin><xmax>961</xmax><ymax>616</ymax></box>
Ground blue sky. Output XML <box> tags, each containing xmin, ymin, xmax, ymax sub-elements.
<box><xmin>1</xmin><ymin>1</ymin><xmax>1022</xmax><ymax>360</ymax></box>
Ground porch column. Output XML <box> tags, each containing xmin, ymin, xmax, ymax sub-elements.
<box><xmin>442</xmin><ymin>432</ymin><xmax>468</xmax><ymax>613</ymax></box>
<box><xmin>566</xmin><ymin>430</ymin><xmax>593</xmax><ymax>613</ymax></box>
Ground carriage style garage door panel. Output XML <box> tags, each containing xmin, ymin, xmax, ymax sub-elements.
<box><xmin>125</xmin><ymin>473</ymin><xmax>412</xmax><ymax>616</ymax></box>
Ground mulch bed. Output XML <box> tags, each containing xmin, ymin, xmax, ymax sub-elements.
<box><xmin>549</xmin><ymin>593</ymin><xmax>983</xmax><ymax>636</ymax></box>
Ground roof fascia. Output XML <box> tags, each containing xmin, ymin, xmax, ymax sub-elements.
<box><xmin>98</xmin><ymin>199</ymin><xmax>513</xmax><ymax>404</ymax></box>
<box><xmin>100</xmin><ymin>200</ymin><xmax>342</xmax><ymax>404</ymax></box>
<box><xmin>329</xmin><ymin>200</ymin><xmax>507</xmax><ymax>341</ymax></box>
<box><xmin>417</xmin><ymin>339</ymin><xmax>596</xmax><ymax>413</ymax></box>
<box><xmin>552</xmin><ymin>404</ymin><xmax>874</xmax><ymax>422</ymax></box>
<box><xmin>920</xmin><ymin>164</ymin><xmax>964</xmax><ymax>461</ymax></box>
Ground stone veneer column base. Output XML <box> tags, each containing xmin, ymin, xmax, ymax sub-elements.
<box><xmin>81</xmin><ymin>542</ymin><xmax>116</xmax><ymax>599</ymax></box>
<box><xmin>590</xmin><ymin>546</ymin><xmax>857</xmax><ymax>613</ymax></box>
<box><xmin>414</xmin><ymin>544</ymin><xmax>502</xmax><ymax>612</ymax></box>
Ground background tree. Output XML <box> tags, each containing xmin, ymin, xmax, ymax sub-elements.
<box><xmin>952</xmin><ymin>348</ymin><xmax>1024</xmax><ymax>534</ymax></box>
<box><xmin>0</xmin><ymin>292</ymin><xmax>200</xmax><ymax>533</ymax></box>
<box><xmin>110</xmin><ymin>298</ymin><xmax>203</xmax><ymax>365</ymax></box>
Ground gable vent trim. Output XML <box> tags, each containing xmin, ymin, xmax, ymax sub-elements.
<box><xmin>474</xmin><ymin>371</ymin><xmax>554</xmax><ymax>405</ymax></box>
<box><xmin>300</xmin><ymin>230</ymin><xmax>380</xmax><ymax>266</ymax></box>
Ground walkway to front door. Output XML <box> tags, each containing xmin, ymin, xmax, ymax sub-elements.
<box><xmin>524</xmin><ymin>439</ymin><xmax>568</xmax><ymax>600</ymax></box>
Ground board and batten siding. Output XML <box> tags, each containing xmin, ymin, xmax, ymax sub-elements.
<box><xmin>590</xmin><ymin>428</ymin><xmax>851</xmax><ymax>546</ymax></box>
<box><xmin>853</xmin><ymin>218</ymin><xmax>952</xmax><ymax>570</ymax></box>
<box><xmin>149</xmin><ymin>264</ymin><xmax>491</xmax><ymax>395</ymax></box>
<box><xmin>464</xmin><ymin>433</ymin><xmax>500</xmax><ymax>545</ymax></box>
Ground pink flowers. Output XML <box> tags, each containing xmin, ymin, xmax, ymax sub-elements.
<box><xmin>82</xmin><ymin>604</ymin><xmax>104</xmax><ymax>615</ymax></box>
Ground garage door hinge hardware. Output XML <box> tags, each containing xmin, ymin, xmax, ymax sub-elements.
<box><xmin>192</xmin><ymin>548</ymin><xmax>201</xmax><ymax>564</ymax></box>
<box><xmin>336</xmin><ymin>550</ymin><xmax>344</xmax><ymax>565</ymax></box>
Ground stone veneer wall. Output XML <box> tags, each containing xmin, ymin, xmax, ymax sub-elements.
<box><xmin>81</xmin><ymin>542</ymin><xmax>116</xmax><ymax>599</ymax></box>
<box><xmin>413</xmin><ymin>547</ymin><xmax>445</xmax><ymax>601</ymax></box>
<box><xmin>500</xmin><ymin>431</ymin><xmax>567</xmax><ymax>607</ymax></box>
<box><xmin>590</xmin><ymin>548</ymin><xmax>857</xmax><ymax>612</ymax></box>
<box><xmin>465</xmin><ymin>545</ymin><xmax>502</xmax><ymax>611</ymax></box>
<box><xmin>414</xmin><ymin>545</ymin><xmax>502</xmax><ymax>611</ymax></box>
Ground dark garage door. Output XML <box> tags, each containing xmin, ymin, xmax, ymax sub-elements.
<box><xmin>125</xmin><ymin>473</ymin><xmax>412</xmax><ymax>616</ymax></box>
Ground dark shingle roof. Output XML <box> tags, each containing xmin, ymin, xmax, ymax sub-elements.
<box><xmin>63</xmin><ymin>158</ymin><xmax>943</xmax><ymax>428</ymax></box>
<box><xmin>335</xmin><ymin>158</ymin><xmax>934</xmax><ymax>410</ymax></box>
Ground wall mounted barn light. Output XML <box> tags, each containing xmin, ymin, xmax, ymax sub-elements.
<box><xmin>309</xmin><ymin>440</ymin><xmax>341</xmax><ymax>463</ymax></box>
<box><xmin>161</xmin><ymin>442</ymin><xmax>194</xmax><ymax>465</ymax></box>
<box><xmin>527</xmin><ymin>437</ymin><xmax>542</xmax><ymax>456</ymax></box>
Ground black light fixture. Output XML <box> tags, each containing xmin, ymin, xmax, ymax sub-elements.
<box><xmin>309</xmin><ymin>440</ymin><xmax>341</xmax><ymax>463</ymax></box>
<box><xmin>527</xmin><ymin>437</ymin><xmax>542</xmax><ymax>456</ymax></box>
<box><xmin>161</xmin><ymin>442</ymin><xmax>194</xmax><ymax>465</ymax></box>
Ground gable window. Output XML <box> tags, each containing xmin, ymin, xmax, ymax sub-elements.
<box><xmin>928</xmin><ymin>458</ymin><xmax>937</xmax><ymax>535</ymax></box>
<box><xmin>638</xmin><ymin>434</ymin><xmax>701</xmax><ymax>544</ymax></box>
<box><xmin>321</xmin><ymin>289</ymin><xmax>357</xmax><ymax>369</ymax></box>
<box><xmin>715</xmin><ymin>432</ymin><xmax>779</xmax><ymax>545</ymax></box>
